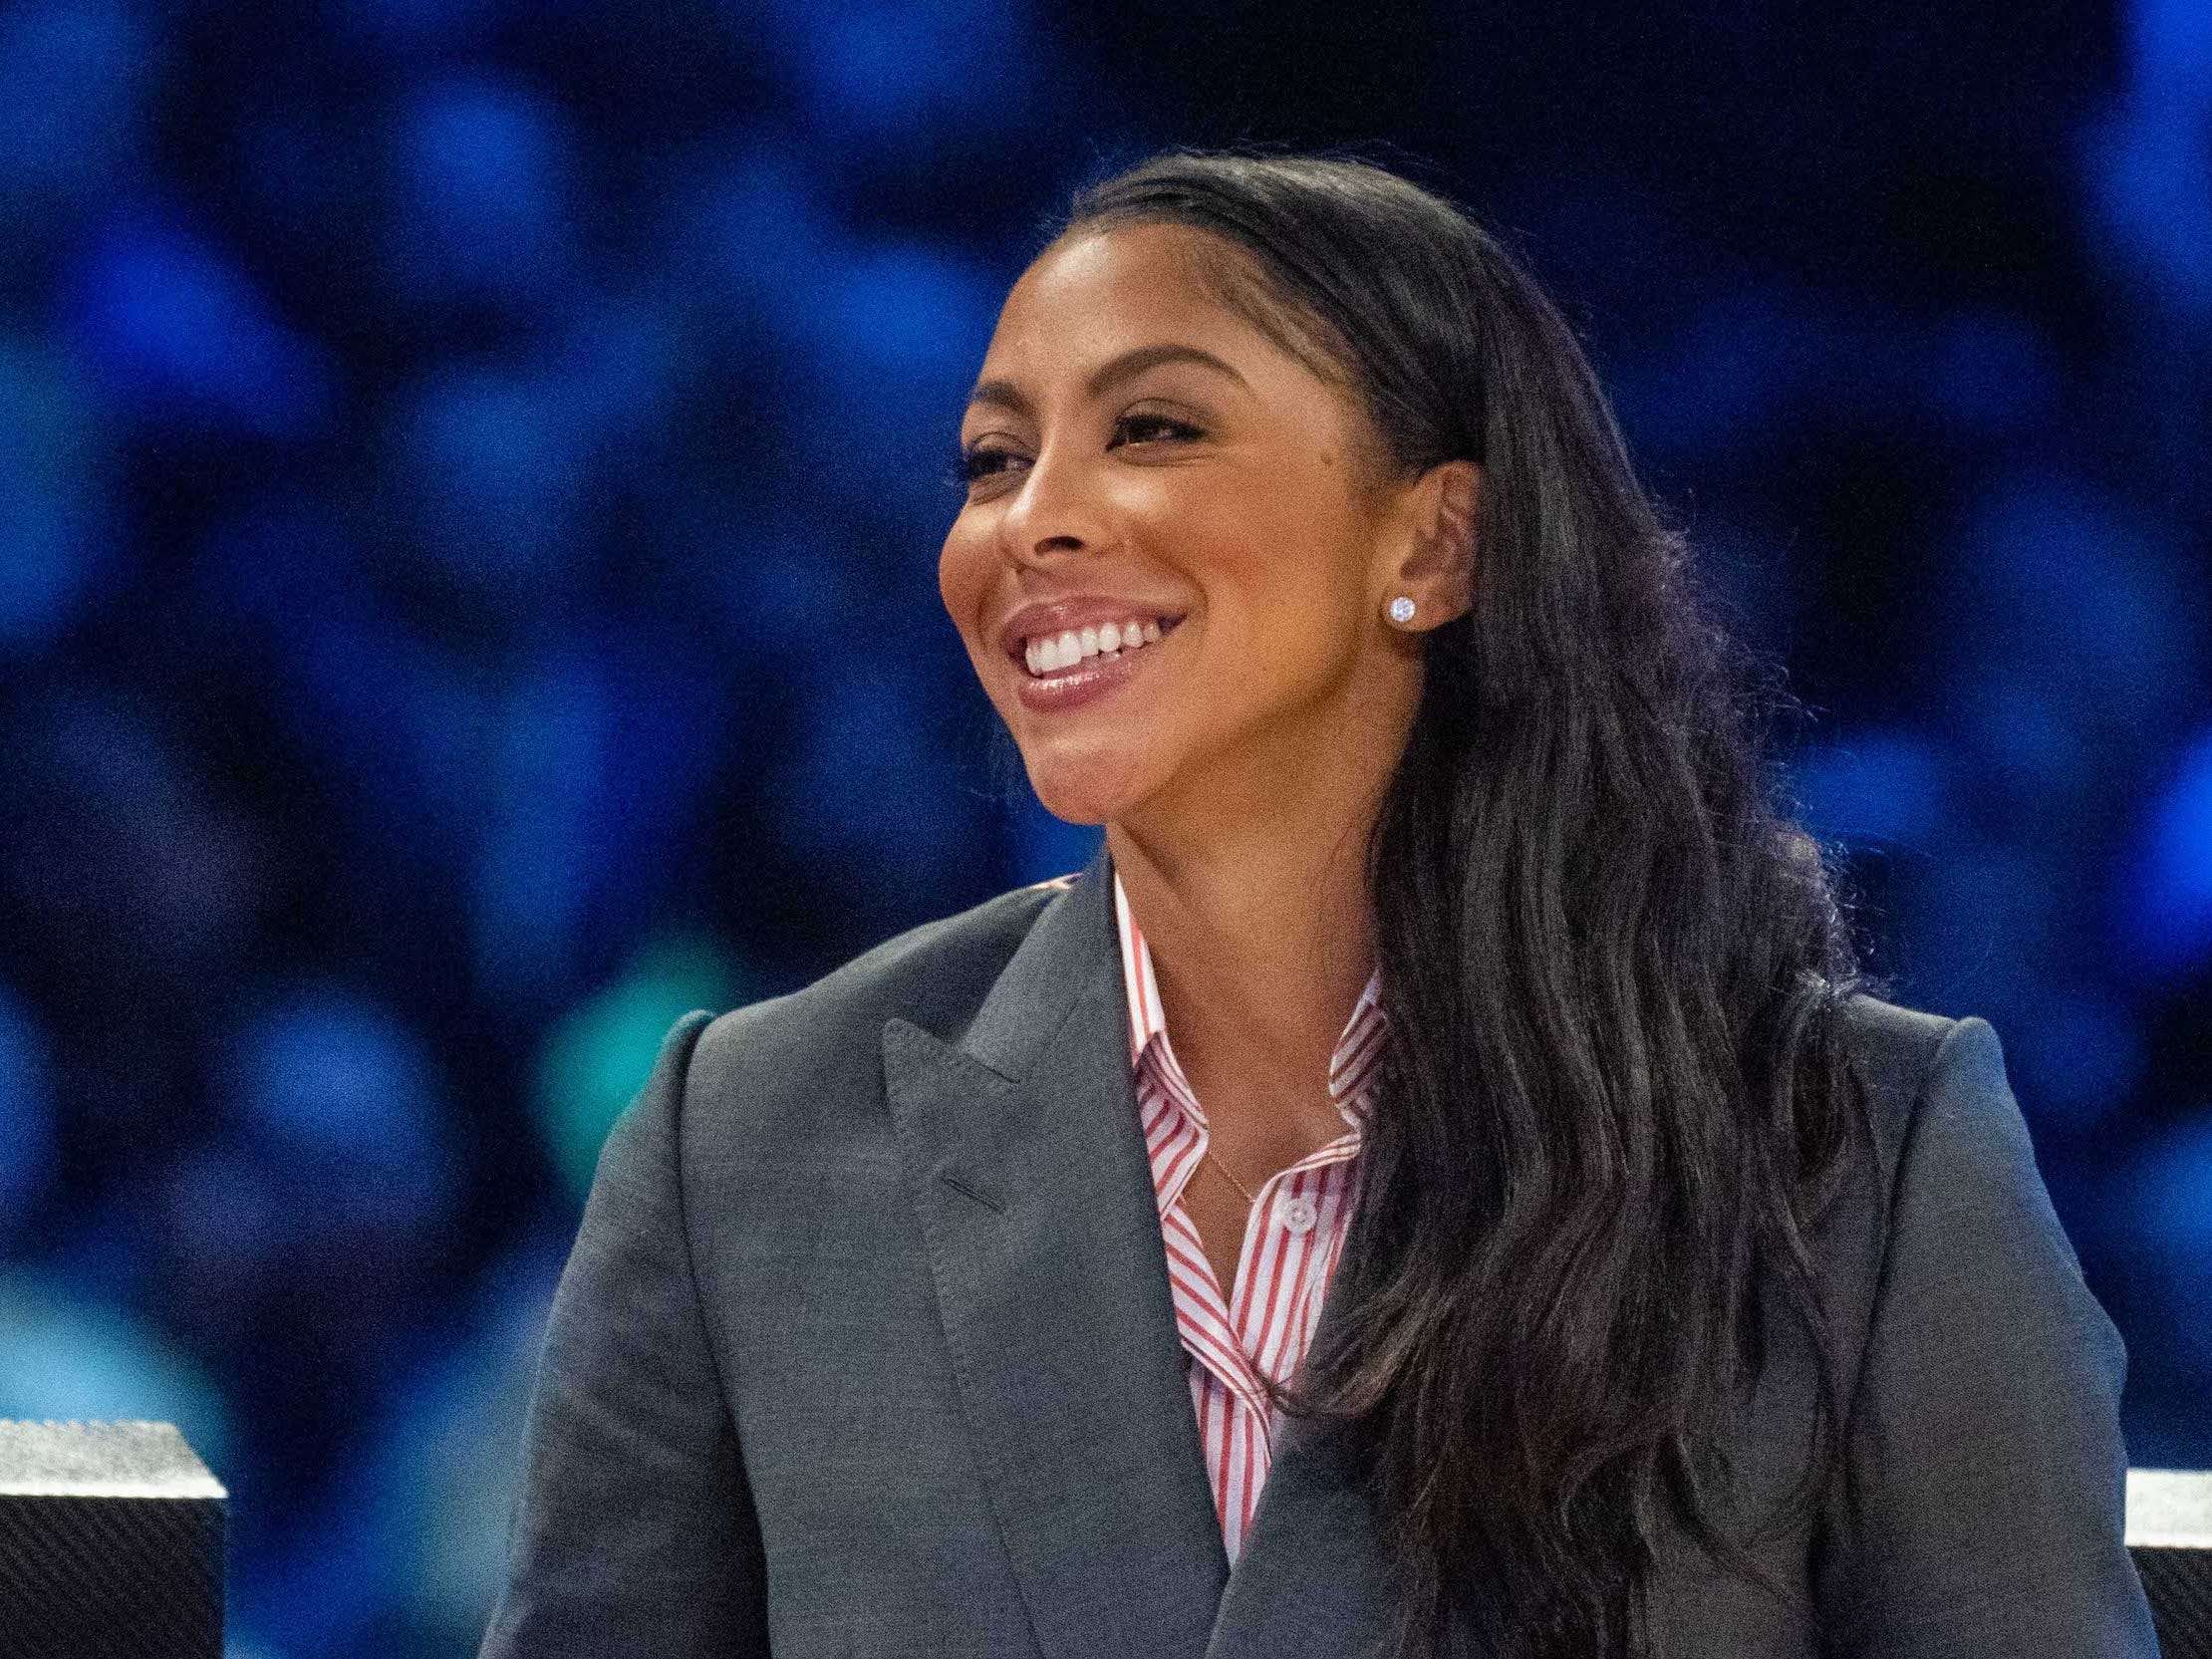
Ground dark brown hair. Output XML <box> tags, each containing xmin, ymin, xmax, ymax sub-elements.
<box><xmin>1055</xmin><ymin>146</ymin><xmax>1883</xmax><ymax>1659</ymax></box>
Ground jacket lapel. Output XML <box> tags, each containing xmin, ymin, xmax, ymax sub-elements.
<box><xmin>1202</xmin><ymin>1292</ymin><xmax>1395</xmax><ymax>1658</ymax></box>
<box><xmin>881</xmin><ymin>848</ymin><xmax>1230</xmax><ymax>1659</ymax></box>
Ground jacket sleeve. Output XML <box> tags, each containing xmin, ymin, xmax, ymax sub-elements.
<box><xmin>1816</xmin><ymin>1015</ymin><xmax>2157</xmax><ymax>1657</ymax></box>
<box><xmin>480</xmin><ymin>1009</ymin><xmax>771</xmax><ymax>1658</ymax></box>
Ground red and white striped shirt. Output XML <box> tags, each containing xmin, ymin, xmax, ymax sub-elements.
<box><xmin>1112</xmin><ymin>873</ymin><xmax>1387</xmax><ymax>1562</ymax></box>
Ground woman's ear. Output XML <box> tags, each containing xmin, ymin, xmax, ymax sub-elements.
<box><xmin>1387</xmin><ymin>459</ymin><xmax>1481</xmax><ymax>626</ymax></box>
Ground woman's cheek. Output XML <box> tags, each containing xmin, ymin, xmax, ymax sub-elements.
<box><xmin>937</xmin><ymin>529</ymin><xmax>990</xmax><ymax>653</ymax></box>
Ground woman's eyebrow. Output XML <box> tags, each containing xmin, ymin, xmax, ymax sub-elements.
<box><xmin>965</xmin><ymin>342</ymin><xmax>1249</xmax><ymax>417</ymax></box>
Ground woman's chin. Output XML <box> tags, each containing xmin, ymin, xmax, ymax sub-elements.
<box><xmin>1018</xmin><ymin>744</ymin><xmax>1156</xmax><ymax>828</ymax></box>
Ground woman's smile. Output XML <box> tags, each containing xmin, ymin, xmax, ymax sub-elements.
<box><xmin>998</xmin><ymin>595</ymin><xmax>1189</xmax><ymax>713</ymax></box>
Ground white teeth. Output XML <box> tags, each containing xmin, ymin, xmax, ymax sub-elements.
<box><xmin>1020</xmin><ymin>618</ymin><xmax>1174</xmax><ymax>677</ymax></box>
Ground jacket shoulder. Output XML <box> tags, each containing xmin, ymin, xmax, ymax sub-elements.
<box><xmin>1831</xmin><ymin>990</ymin><xmax>1962</xmax><ymax>1152</ymax></box>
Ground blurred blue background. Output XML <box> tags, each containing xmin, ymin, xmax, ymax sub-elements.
<box><xmin>0</xmin><ymin>0</ymin><xmax>2205</xmax><ymax>1652</ymax></box>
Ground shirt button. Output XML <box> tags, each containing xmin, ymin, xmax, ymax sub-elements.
<box><xmin>1278</xmin><ymin>1196</ymin><xmax>1318</xmax><ymax>1235</ymax></box>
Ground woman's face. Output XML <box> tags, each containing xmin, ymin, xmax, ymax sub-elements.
<box><xmin>939</xmin><ymin>222</ymin><xmax>1436</xmax><ymax>832</ymax></box>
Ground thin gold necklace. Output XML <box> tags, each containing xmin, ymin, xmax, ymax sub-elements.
<box><xmin>1204</xmin><ymin>1145</ymin><xmax>1259</xmax><ymax>1206</ymax></box>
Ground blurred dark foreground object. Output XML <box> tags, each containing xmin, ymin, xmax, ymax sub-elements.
<box><xmin>2130</xmin><ymin>1468</ymin><xmax>2212</xmax><ymax>1658</ymax></box>
<box><xmin>0</xmin><ymin>1421</ymin><xmax>2187</xmax><ymax>1659</ymax></box>
<box><xmin>0</xmin><ymin>1420</ymin><xmax>225</xmax><ymax>1659</ymax></box>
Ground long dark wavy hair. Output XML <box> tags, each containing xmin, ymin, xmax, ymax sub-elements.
<box><xmin>1048</xmin><ymin>148</ymin><xmax>1890</xmax><ymax>1659</ymax></box>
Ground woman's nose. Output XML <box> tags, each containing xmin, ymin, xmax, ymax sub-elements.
<box><xmin>995</xmin><ymin>445</ymin><xmax>1109</xmax><ymax>566</ymax></box>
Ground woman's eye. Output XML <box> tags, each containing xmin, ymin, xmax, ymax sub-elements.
<box><xmin>955</xmin><ymin>445</ymin><xmax>1024</xmax><ymax>486</ymax></box>
<box><xmin>952</xmin><ymin>415</ymin><xmax>1202</xmax><ymax>493</ymax></box>
<box><xmin>1113</xmin><ymin>414</ymin><xmax>1202</xmax><ymax>446</ymax></box>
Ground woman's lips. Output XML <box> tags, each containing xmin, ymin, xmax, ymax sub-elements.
<box><xmin>996</xmin><ymin>598</ymin><xmax>1186</xmax><ymax>663</ymax></box>
<box><xmin>1011</xmin><ymin>621</ymin><xmax>1178</xmax><ymax>714</ymax></box>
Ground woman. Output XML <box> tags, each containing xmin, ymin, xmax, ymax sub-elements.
<box><xmin>480</xmin><ymin>150</ymin><xmax>2155</xmax><ymax>1658</ymax></box>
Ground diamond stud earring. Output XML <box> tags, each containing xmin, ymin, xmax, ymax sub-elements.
<box><xmin>1387</xmin><ymin>595</ymin><xmax>1417</xmax><ymax>625</ymax></box>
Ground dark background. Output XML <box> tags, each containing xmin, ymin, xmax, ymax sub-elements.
<box><xmin>0</xmin><ymin>1</ymin><xmax>2206</xmax><ymax>1653</ymax></box>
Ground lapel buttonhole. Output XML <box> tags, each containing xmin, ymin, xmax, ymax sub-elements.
<box><xmin>940</xmin><ymin>1170</ymin><xmax>1006</xmax><ymax>1213</ymax></box>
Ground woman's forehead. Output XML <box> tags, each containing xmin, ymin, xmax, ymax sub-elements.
<box><xmin>985</xmin><ymin>223</ymin><xmax>1344</xmax><ymax>395</ymax></box>
<box><xmin>998</xmin><ymin>226</ymin><xmax>1251</xmax><ymax>344</ymax></box>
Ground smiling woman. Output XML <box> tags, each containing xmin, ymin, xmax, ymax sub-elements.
<box><xmin>480</xmin><ymin>151</ymin><xmax>2157</xmax><ymax>1659</ymax></box>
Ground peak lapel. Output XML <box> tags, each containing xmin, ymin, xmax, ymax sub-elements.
<box><xmin>882</xmin><ymin>851</ymin><xmax>1229</xmax><ymax>1659</ymax></box>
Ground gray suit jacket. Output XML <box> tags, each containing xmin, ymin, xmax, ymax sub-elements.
<box><xmin>480</xmin><ymin>848</ymin><xmax>2157</xmax><ymax>1658</ymax></box>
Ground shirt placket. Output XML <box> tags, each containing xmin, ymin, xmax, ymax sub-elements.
<box><xmin>1115</xmin><ymin>869</ymin><xmax>1387</xmax><ymax>1557</ymax></box>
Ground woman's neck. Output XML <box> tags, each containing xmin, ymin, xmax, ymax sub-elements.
<box><xmin>1104</xmin><ymin>799</ymin><xmax>1378</xmax><ymax>1119</ymax></box>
